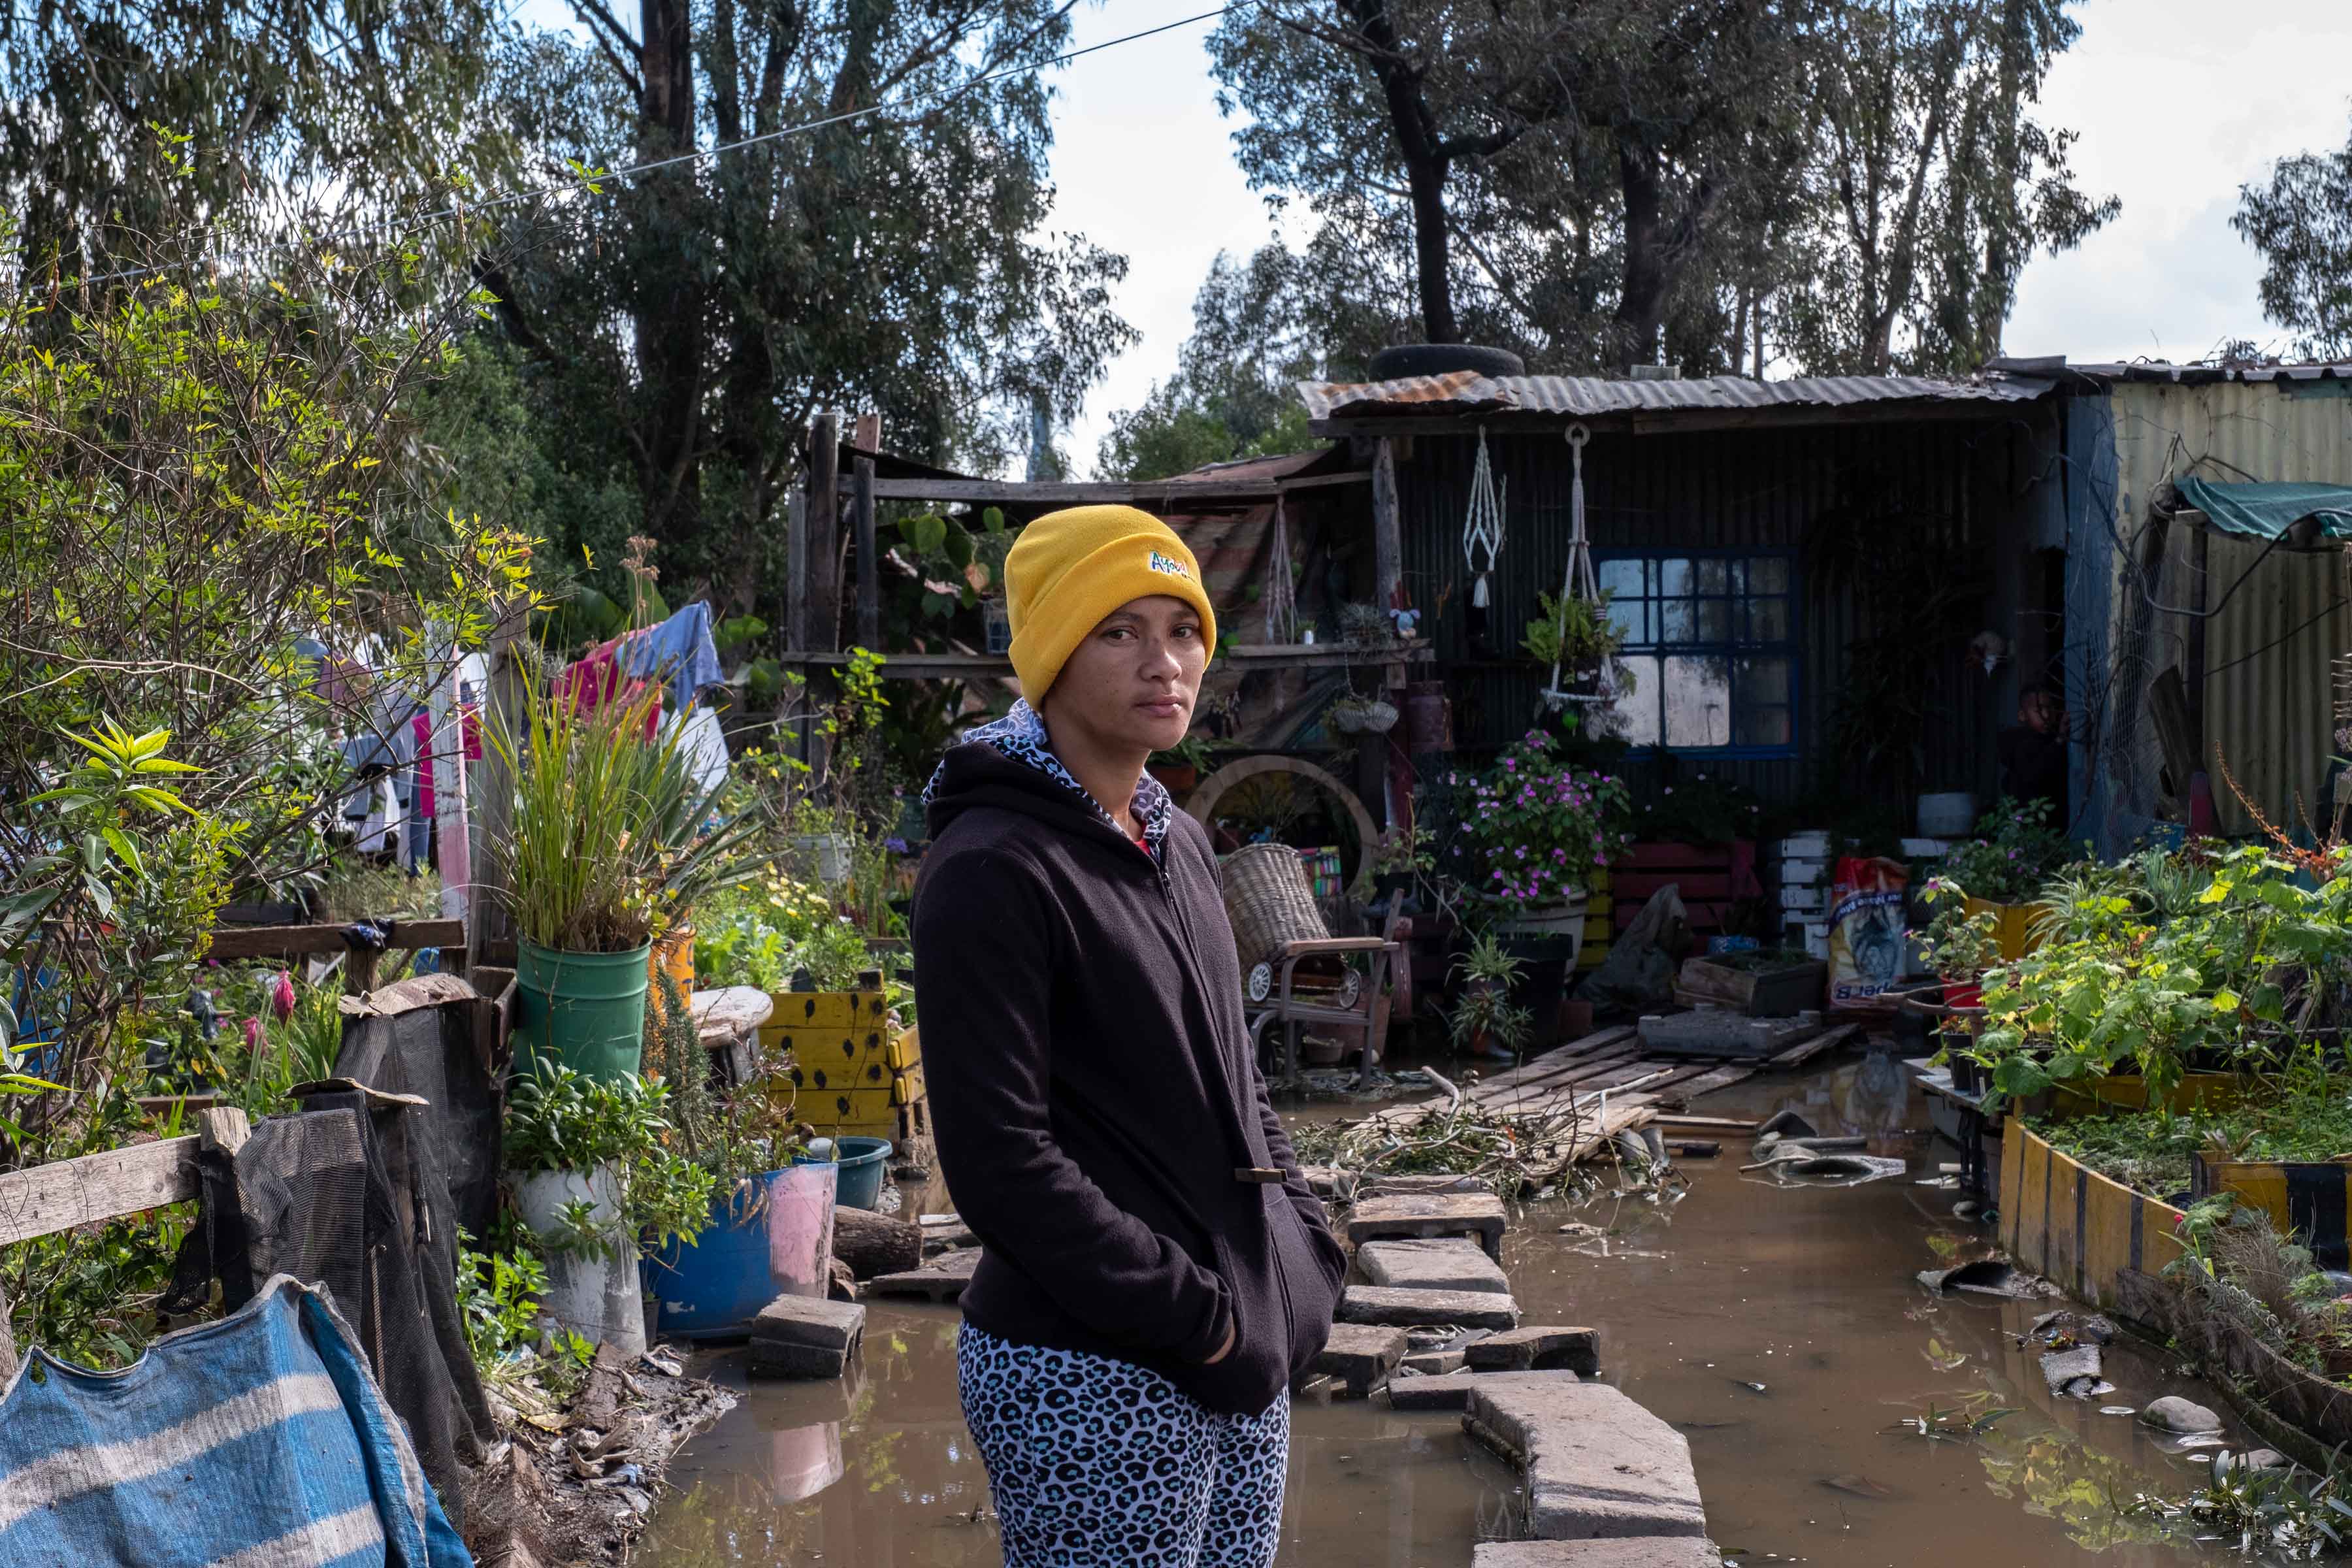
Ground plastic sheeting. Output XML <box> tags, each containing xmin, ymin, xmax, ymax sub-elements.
<box><xmin>2175</xmin><ymin>478</ymin><xmax>2352</xmax><ymax>544</ymax></box>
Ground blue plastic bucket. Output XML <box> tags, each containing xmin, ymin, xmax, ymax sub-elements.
<box><xmin>830</xmin><ymin>1137</ymin><xmax>892</xmax><ymax>1211</ymax></box>
<box><xmin>643</xmin><ymin>1163</ymin><xmax>839</xmax><ymax>1339</ymax></box>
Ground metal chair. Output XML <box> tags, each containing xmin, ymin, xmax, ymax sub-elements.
<box><xmin>1246</xmin><ymin>914</ymin><xmax>1409</xmax><ymax>1088</ymax></box>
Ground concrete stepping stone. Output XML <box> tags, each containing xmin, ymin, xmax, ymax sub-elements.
<box><xmin>1345</xmin><ymin>1192</ymin><xmax>1507</xmax><ymax>1260</ymax></box>
<box><xmin>1339</xmin><ymin>1285</ymin><xmax>1520</xmax><ymax>1330</ymax></box>
<box><xmin>866</xmin><ymin>1245</ymin><xmax>981</xmax><ymax>1301</ymax></box>
<box><xmin>1465</xmin><ymin>1326</ymin><xmax>1601</xmax><ymax>1375</ymax></box>
<box><xmin>1465</xmin><ymin>1380</ymin><xmax>1707</xmax><ymax>1539</ymax></box>
<box><xmin>1358</xmin><ymin>1237</ymin><xmax>1513</xmax><ymax>1295</ymax></box>
<box><xmin>1301</xmin><ymin>1166</ymin><xmax>1360</xmax><ymax>1201</ymax></box>
<box><xmin>1364</xmin><ymin>1173</ymin><xmax>1491</xmax><ymax>1197</ymax></box>
<box><xmin>1473</xmin><ymin>1539</ymin><xmax>1723</xmax><ymax>1567</ymax></box>
<box><xmin>1309</xmin><ymin>1322</ymin><xmax>1409</xmax><ymax>1397</ymax></box>
<box><xmin>1386</xmin><ymin>1368</ymin><xmax>1582</xmax><ymax>1413</ymax></box>
<box><xmin>1401</xmin><ymin>1347</ymin><xmax>1466</xmax><ymax>1375</ymax></box>
<box><xmin>748</xmin><ymin>1294</ymin><xmax>865</xmax><ymax>1379</ymax></box>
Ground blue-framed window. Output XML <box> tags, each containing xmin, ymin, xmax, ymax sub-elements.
<box><xmin>1596</xmin><ymin>552</ymin><xmax>1799</xmax><ymax>755</ymax></box>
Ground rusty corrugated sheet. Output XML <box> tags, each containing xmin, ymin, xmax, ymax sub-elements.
<box><xmin>1298</xmin><ymin>371</ymin><xmax>2053</xmax><ymax>423</ymax></box>
<box><xmin>2102</xmin><ymin>378</ymin><xmax>2352</xmax><ymax>834</ymax></box>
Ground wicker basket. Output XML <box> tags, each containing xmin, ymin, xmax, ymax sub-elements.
<box><xmin>1220</xmin><ymin>841</ymin><xmax>1331</xmax><ymax>979</ymax></box>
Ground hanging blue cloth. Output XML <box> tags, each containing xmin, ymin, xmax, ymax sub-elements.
<box><xmin>619</xmin><ymin>600</ymin><xmax>727</xmax><ymax>711</ymax></box>
<box><xmin>0</xmin><ymin>1274</ymin><xmax>472</xmax><ymax>1565</ymax></box>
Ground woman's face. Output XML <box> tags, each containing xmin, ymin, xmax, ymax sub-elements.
<box><xmin>1042</xmin><ymin>593</ymin><xmax>1207</xmax><ymax>755</ymax></box>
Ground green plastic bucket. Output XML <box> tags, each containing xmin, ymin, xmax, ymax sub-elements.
<box><xmin>515</xmin><ymin>939</ymin><xmax>653</xmax><ymax>1081</ymax></box>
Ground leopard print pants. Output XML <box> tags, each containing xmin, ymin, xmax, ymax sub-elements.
<box><xmin>957</xmin><ymin>1322</ymin><xmax>1290</xmax><ymax>1567</ymax></box>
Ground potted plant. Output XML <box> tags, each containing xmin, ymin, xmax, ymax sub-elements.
<box><xmin>1448</xmin><ymin>933</ymin><xmax>1532</xmax><ymax>1062</ymax></box>
<box><xmin>1520</xmin><ymin>590</ymin><xmax>1624</xmax><ymax>693</ymax></box>
<box><xmin>637</xmin><ymin>973</ymin><xmax>833</xmax><ymax>1337</ymax></box>
<box><xmin>1328</xmin><ymin>693</ymin><xmax>1399</xmax><ymax>735</ymax></box>
<box><xmin>504</xmin><ymin>1058</ymin><xmax>719</xmax><ymax>1352</ymax></box>
<box><xmin>1936</xmin><ymin>797</ymin><xmax>2069</xmax><ymax>962</ymax></box>
<box><xmin>493</xmin><ymin>672</ymin><xmax>679</xmax><ymax>1081</ymax></box>
<box><xmin>1148</xmin><ymin>734</ymin><xmax>1213</xmax><ymax>794</ymax></box>
<box><xmin>1443</xmin><ymin>729</ymin><xmax>1632</xmax><ymax>959</ymax></box>
<box><xmin>1912</xmin><ymin>879</ymin><xmax>2004</xmax><ymax>1011</ymax></box>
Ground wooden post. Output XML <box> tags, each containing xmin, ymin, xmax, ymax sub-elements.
<box><xmin>468</xmin><ymin>615</ymin><xmax>524</xmax><ymax>971</ymax></box>
<box><xmin>785</xmin><ymin>489</ymin><xmax>809</xmax><ymax>659</ymax></box>
<box><xmin>806</xmin><ymin>415</ymin><xmax>841</xmax><ymax>654</ymax></box>
<box><xmin>1372</xmin><ymin>437</ymin><xmax>1402</xmax><ymax>616</ymax></box>
<box><xmin>853</xmin><ymin>460</ymin><xmax>879</xmax><ymax>653</ymax></box>
<box><xmin>2185</xmin><ymin>519</ymin><xmax>2210</xmax><ymax>764</ymax></box>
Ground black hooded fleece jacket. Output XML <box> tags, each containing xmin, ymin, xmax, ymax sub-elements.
<box><xmin>913</xmin><ymin>742</ymin><xmax>1348</xmax><ymax>1417</ymax></box>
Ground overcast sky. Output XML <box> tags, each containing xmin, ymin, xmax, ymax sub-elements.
<box><xmin>511</xmin><ymin>0</ymin><xmax>2352</xmax><ymax>472</ymax></box>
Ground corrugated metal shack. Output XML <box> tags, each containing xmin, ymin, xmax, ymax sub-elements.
<box><xmin>2008</xmin><ymin>359</ymin><xmax>2352</xmax><ymax>850</ymax></box>
<box><xmin>1299</xmin><ymin>369</ymin><xmax>2065</xmax><ymax>813</ymax></box>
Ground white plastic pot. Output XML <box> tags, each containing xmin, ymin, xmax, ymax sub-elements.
<box><xmin>513</xmin><ymin>1165</ymin><xmax>647</xmax><ymax>1356</ymax></box>
<box><xmin>1497</xmin><ymin>892</ymin><xmax>1592</xmax><ymax>970</ymax></box>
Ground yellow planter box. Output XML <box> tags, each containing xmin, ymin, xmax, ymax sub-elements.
<box><xmin>802</xmin><ymin>1085</ymin><xmax>899</xmax><ymax>1126</ymax></box>
<box><xmin>892</xmin><ymin>1060</ymin><xmax>925</xmax><ymax>1106</ymax></box>
<box><xmin>887</xmin><ymin>1025</ymin><xmax>920</xmax><ymax>1072</ymax></box>
<box><xmin>1965</xmin><ymin>897</ymin><xmax>2044</xmax><ymax>964</ymax></box>
<box><xmin>772</xmin><ymin>989</ymin><xmax>888</xmax><ymax>1031</ymax></box>
<box><xmin>2001</xmin><ymin>1122</ymin><xmax>2185</xmax><ymax>1311</ymax></box>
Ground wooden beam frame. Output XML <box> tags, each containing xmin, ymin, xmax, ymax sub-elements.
<box><xmin>836</xmin><ymin>471</ymin><xmax>1371</xmax><ymax>506</ymax></box>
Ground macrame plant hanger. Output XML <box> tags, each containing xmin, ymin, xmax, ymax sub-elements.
<box><xmin>1462</xmin><ymin>425</ymin><xmax>1506</xmax><ymax>612</ymax></box>
<box><xmin>1540</xmin><ymin>423</ymin><xmax>1612</xmax><ymax>711</ymax></box>
<box><xmin>1263</xmin><ymin>493</ymin><xmax>1299</xmax><ymax>644</ymax></box>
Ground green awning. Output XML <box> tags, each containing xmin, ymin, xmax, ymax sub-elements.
<box><xmin>2175</xmin><ymin>476</ymin><xmax>2352</xmax><ymax>546</ymax></box>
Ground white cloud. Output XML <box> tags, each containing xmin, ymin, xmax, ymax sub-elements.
<box><xmin>2006</xmin><ymin>0</ymin><xmax>2352</xmax><ymax>363</ymax></box>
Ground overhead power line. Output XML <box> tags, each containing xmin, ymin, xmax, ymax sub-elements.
<box><xmin>89</xmin><ymin>0</ymin><xmax>1253</xmax><ymax>287</ymax></box>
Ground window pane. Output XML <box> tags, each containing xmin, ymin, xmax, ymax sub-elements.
<box><xmin>1695</xmin><ymin>558</ymin><xmax>1729</xmax><ymax>596</ymax></box>
<box><xmin>1609</xmin><ymin>655</ymin><xmax>1661</xmax><ymax>745</ymax></box>
<box><xmin>1748</xmin><ymin>557</ymin><xmax>1789</xmax><ymax>593</ymax></box>
<box><xmin>1599</xmin><ymin>559</ymin><xmax>1644</xmax><ymax>598</ymax></box>
<box><xmin>1658</xmin><ymin>596</ymin><xmax>1694</xmax><ymax>640</ymax></box>
<box><xmin>1747</xmin><ymin>597</ymin><xmax>1788</xmax><ymax>643</ymax></box>
<box><xmin>1735</xmin><ymin>705</ymin><xmax>1792</xmax><ymax>748</ymax></box>
<box><xmin>1607</xmin><ymin>595</ymin><xmax>1647</xmax><ymax>643</ymax></box>
<box><xmin>1695</xmin><ymin>599</ymin><xmax>1731</xmax><ymax>642</ymax></box>
<box><xmin>1658</xmin><ymin>558</ymin><xmax>1693</xmax><ymax>597</ymax></box>
<box><xmin>1663</xmin><ymin>655</ymin><xmax>1732</xmax><ymax>746</ymax></box>
<box><xmin>1739</xmin><ymin>655</ymin><xmax>1791</xmax><ymax>705</ymax></box>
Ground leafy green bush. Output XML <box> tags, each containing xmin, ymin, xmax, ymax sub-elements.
<box><xmin>1970</xmin><ymin>845</ymin><xmax>2352</xmax><ymax>1103</ymax></box>
<box><xmin>1936</xmin><ymin>796</ymin><xmax>2072</xmax><ymax>904</ymax></box>
<box><xmin>693</xmin><ymin>872</ymin><xmax>872</xmax><ymax>993</ymax></box>
<box><xmin>504</xmin><ymin>1060</ymin><xmax>717</xmax><ymax>1257</ymax></box>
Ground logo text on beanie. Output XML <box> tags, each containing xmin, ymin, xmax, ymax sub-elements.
<box><xmin>1147</xmin><ymin>551</ymin><xmax>1191</xmax><ymax>580</ymax></box>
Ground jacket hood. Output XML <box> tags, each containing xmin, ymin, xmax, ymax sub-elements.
<box><xmin>923</xmin><ymin>698</ymin><xmax>1175</xmax><ymax>856</ymax></box>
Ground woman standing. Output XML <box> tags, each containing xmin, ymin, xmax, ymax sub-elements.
<box><xmin>914</xmin><ymin>505</ymin><xmax>1347</xmax><ymax>1567</ymax></box>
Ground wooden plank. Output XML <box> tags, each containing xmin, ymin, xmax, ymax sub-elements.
<box><xmin>1657</xmin><ymin>1068</ymin><xmax>1757</xmax><ymax>1104</ymax></box>
<box><xmin>1478</xmin><ymin>1026</ymin><xmax>1639</xmax><ymax>1088</ymax></box>
<box><xmin>846</xmin><ymin>472</ymin><xmax>1370</xmax><ymax>506</ymax></box>
<box><xmin>0</xmin><ymin>1136</ymin><xmax>200</xmax><ymax>1245</ymax></box>
<box><xmin>1767</xmin><ymin>1022</ymin><xmax>1863</xmax><ymax>1070</ymax></box>
<box><xmin>1650</xmin><ymin>1111</ymin><xmax>1760</xmax><ymax>1131</ymax></box>
<box><xmin>208</xmin><ymin>919</ymin><xmax>464</xmax><ymax>961</ymax></box>
<box><xmin>785</xmin><ymin>488</ymin><xmax>809</xmax><ymax>657</ymax></box>
<box><xmin>1372</xmin><ymin>437</ymin><xmax>1401</xmax><ymax>617</ymax></box>
<box><xmin>469</xmin><ymin>627</ymin><xmax>523</xmax><ymax>970</ymax></box>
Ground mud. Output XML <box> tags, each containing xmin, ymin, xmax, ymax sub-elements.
<box><xmin>638</xmin><ymin>1045</ymin><xmax>2263</xmax><ymax>1567</ymax></box>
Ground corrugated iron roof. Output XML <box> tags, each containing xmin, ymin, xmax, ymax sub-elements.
<box><xmin>1990</xmin><ymin>355</ymin><xmax>2352</xmax><ymax>387</ymax></box>
<box><xmin>1296</xmin><ymin>370</ymin><xmax>2053</xmax><ymax>423</ymax></box>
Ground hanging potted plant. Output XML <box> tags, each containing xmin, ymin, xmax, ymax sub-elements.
<box><xmin>1328</xmin><ymin>693</ymin><xmax>1399</xmax><ymax>735</ymax></box>
<box><xmin>492</xmin><ymin>672</ymin><xmax>678</xmax><ymax>1081</ymax></box>
<box><xmin>504</xmin><ymin>1059</ymin><xmax>718</xmax><ymax>1353</ymax></box>
<box><xmin>1520</xmin><ymin>590</ymin><xmax>1624</xmax><ymax>700</ymax></box>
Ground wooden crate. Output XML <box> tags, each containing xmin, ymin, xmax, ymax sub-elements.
<box><xmin>776</xmin><ymin>1024</ymin><xmax>892</xmax><ymax>1090</ymax></box>
<box><xmin>887</xmin><ymin>1025</ymin><xmax>919</xmax><ymax>1072</ymax></box>
<box><xmin>760</xmin><ymin>987</ymin><xmax>887</xmax><ymax>1049</ymax></box>
<box><xmin>1612</xmin><ymin>841</ymin><xmax>1760</xmax><ymax>939</ymax></box>
<box><xmin>1671</xmin><ymin>956</ymin><xmax>1826</xmax><ymax>1017</ymax></box>
<box><xmin>892</xmin><ymin>1060</ymin><xmax>926</xmax><ymax>1105</ymax></box>
<box><xmin>801</xmin><ymin>1085</ymin><xmax>899</xmax><ymax>1126</ymax></box>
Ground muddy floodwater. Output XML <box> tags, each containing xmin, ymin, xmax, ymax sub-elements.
<box><xmin>638</xmin><ymin>1050</ymin><xmax>2264</xmax><ymax>1568</ymax></box>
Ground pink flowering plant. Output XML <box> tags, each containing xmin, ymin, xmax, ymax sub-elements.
<box><xmin>1936</xmin><ymin>796</ymin><xmax>2069</xmax><ymax>904</ymax></box>
<box><xmin>1443</xmin><ymin>730</ymin><xmax>1633</xmax><ymax>915</ymax></box>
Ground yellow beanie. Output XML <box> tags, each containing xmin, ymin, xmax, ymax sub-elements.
<box><xmin>1005</xmin><ymin>505</ymin><xmax>1218</xmax><ymax>705</ymax></box>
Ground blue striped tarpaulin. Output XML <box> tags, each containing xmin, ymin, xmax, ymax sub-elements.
<box><xmin>0</xmin><ymin>1274</ymin><xmax>471</xmax><ymax>1567</ymax></box>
